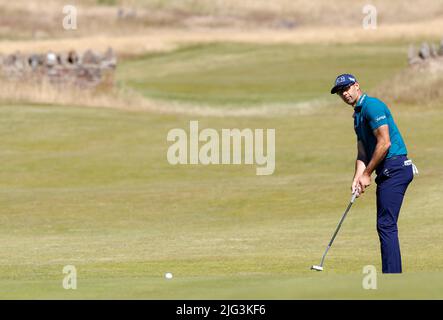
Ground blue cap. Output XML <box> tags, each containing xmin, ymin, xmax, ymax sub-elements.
<box><xmin>330</xmin><ymin>74</ymin><xmax>357</xmax><ymax>94</ymax></box>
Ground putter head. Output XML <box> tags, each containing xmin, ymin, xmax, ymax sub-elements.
<box><xmin>311</xmin><ymin>265</ymin><xmax>324</xmax><ymax>271</ymax></box>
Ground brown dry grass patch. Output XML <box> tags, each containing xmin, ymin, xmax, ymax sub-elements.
<box><xmin>1</xmin><ymin>17</ymin><xmax>443</xmax><ymax>58</ymax></box>
<box><xmin>0</xmin><ymin>77</ymin><xmax>328</xmax><ymax>117</ymax></box>
<box><xmin>1</xmin><ymin>0</ymin><xmax>443</xmax><ymax>40</ymax></box>
<box><xmin>372</xmin><ymin>60</ymin><xmax>443</xmax><ymax>106</ymax></box>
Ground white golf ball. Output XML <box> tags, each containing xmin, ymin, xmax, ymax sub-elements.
<box><xmin>165</xmin><ymin>272</ymin><xmax>173</xmax><ymax>279</ymax></box>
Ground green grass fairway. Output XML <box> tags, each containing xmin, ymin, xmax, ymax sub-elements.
<box><xmin>117</xmin><ymin>43</ymin><xmax>407</xmax><ymax>106</ymax></box>
<box><xmin>1</xmin><ymin>41</ymin><xmax>442</xmax><ymax>299</ymax></box>
<box><xmin>0</xmin><ymin>102</ymin><xmax>442</xmax><ymax>299</ymax></box>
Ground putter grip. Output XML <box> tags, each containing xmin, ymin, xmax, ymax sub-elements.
<box><xmin>351</xmin><ymin>191</ymin><xmax>358</xmax><ymax>203</ymax></box>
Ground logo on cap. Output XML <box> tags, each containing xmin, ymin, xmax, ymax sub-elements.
<box><xmin>336</xmin><ymin>76</ymin><xmax>346</xmax><ymax>84</ymax></box>
<box><xmin>331</xmin><ymin>73</ymin><xmax>358</xmax><ymax>94</ymax></box>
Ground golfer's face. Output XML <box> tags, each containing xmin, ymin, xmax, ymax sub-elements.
<box><xmin>337</xmin><ymin>83</ymin><xmax>359</xmax><ymax>105</ymax></box>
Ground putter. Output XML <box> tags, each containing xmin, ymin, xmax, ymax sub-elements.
<box><xmin>311</xmin><ymin>189</ymin><xmax>359</xmax><ymax>272</ymax></box>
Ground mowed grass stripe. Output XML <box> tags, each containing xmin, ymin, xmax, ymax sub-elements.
<box><xmin>117</xmin><ymin>43</ymin><xmax>407</xmax><ymax>106</ymax></box>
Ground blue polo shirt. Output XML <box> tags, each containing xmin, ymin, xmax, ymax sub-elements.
<box><xmin>353</xmin><ymin>93</ymin><xmax>407</xmax><ymax>160</ymax></box>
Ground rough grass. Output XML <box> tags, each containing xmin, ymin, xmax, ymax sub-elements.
<box><xmin>3</xmin><ymin>0</ymin><xmax>443</xmax><ymax>32</ymax></box>
<box><xmin>372</xmin><ymin>61</ymin><xmax>443</xmax><ymax>106</ymax></box>
<box><xmin>130</xmin><ymin>0</ymin><xmax>443</xmax><ymax>25</ymax></box>
<box><xmin>1</xmin><ymin>0</ymin><xmax>443</xmax><ymax>41</ymax></box>
<box><xmin>2</xmin><ymin>19</ymin><xmax>443</xmax><ymax>55</ymax></box>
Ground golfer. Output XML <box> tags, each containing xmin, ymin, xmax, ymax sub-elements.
<box><xmin>331</xmin><ymin>74</ymin><xmax>417</xmax><ymax>273</ymax></box>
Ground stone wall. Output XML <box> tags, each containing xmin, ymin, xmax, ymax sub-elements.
<box><xmin>0</xmin><ymin>48</ymin><xmax>117</xmax><ymax>88</ymax></box>
<box><xmin>408</xmin><ymin>40</ymin><xmax>443</xmax><ymax>69</ymax></box>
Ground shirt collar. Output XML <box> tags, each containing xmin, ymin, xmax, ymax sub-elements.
<box><xmin>354</xmin><ymin>93</ymin><xmax>367</xmax><ymax>111</ymax></box>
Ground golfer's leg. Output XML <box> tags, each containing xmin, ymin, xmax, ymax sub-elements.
<box><xmin>376</xmin><ymin>166</ymin><xmax>413</xmax><ymax>273</ymax></box>
<box><xmin>376</xmin><ymin>186</ymin><xmax>403</xmax><ymax>273</ymax></box>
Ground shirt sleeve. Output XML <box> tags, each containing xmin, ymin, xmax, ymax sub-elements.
<box><xmin>365</xmin><ymin>101</ymin><xmax>389</xmax><ymax>130</ymax></box>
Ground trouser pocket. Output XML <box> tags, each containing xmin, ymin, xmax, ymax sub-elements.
<box><xmin>376</xmin><ymin>157</ymin><xmax>414</xmax><ymax>185</ymax></box>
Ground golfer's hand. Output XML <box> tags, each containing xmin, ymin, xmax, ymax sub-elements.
<box><xmin>351</xmin><ymin>179</ymin><xmax>360</xmax><ymax>197</ymax></box>
<box><xmin>351</xmin><ymin>179</ymin><xmax>362</xmax><ymax>198</ymax></box>
<box><xmin>357</xmin><ymin>173</ymin><xmax>371</xmax><ymax>194</ymax></box>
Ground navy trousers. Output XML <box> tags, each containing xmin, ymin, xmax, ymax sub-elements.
<box><xmin>375</xmin><ymin>155</ymin><xmax>414</xmax><ymax>273</ymax></box>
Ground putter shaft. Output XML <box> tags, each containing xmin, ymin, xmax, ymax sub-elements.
<box><xmin>315</xmin><ymin>192</ymin><xmax>358</xmax><ymax>269</ymax></box>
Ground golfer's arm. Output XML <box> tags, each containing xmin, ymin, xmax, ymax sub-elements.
<box><xmin>353</xmin><ymin>140</ymin><xmax>367</xmax><ymax>181</ymax></box>
<box><xmin>363</xmin><ymin>125</ymin><xmax>391</xmax><ymax>175</ymax></box>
